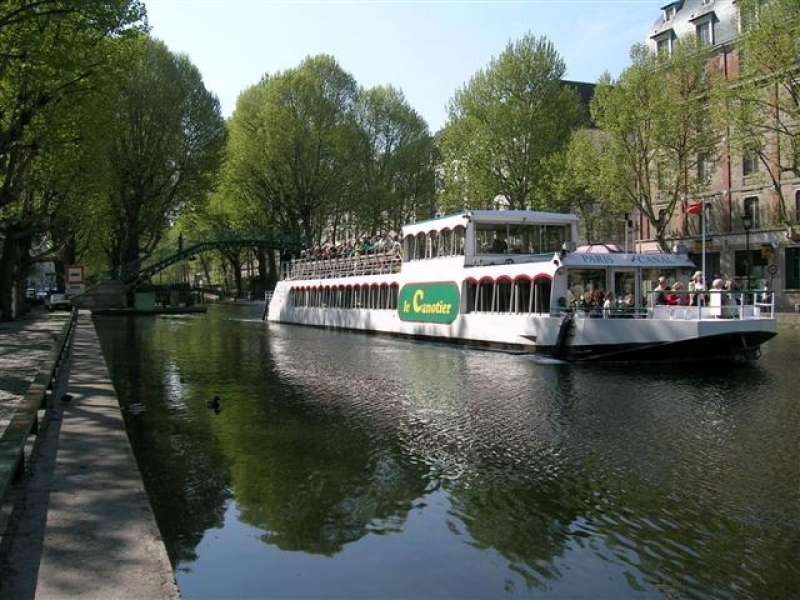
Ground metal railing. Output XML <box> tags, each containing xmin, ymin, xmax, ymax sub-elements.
<box><xmin>284</xmin><ymin>250</ymin><xmax>402</xmax><ymax>281</ymax></box>
<box><xmin>553</xmin><ymin>290</ymin><xmax>775</xmax><ymax>321</ymax></box>
<box><xmin>648</xmin><ymin>289</ymin><xmax>775</xmax><ymax>320</ymax></box>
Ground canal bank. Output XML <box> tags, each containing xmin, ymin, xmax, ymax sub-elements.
<box><xmin>0</xmin><ymin>310</ymin><xmax>179</xmax><ymax>599</ymax></box>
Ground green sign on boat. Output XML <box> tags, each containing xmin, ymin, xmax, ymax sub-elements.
<box><xmin>398</xmin><ymin>283</ymin><xmax>460</xmax><ymax>323</ymax></box>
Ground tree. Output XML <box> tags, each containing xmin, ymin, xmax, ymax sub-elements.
<box><xmin>223</xmin><ymin>55</ymin><xmax>361</xmax><ymax>247</ymax></box>
<box><xmin>439</xmin><ymin>33</ymin><xmax>584</xmax><ymax>211</ymax></box>
<box><xmin>0</xmin><ymin>0</ymin><xmax>146</xmax><ymax>319</ymax></box>
<box><xmin>350</xmin><ymin>85</ymin><xmax>435</xmax><ymax>235</ymax></box>
<box><xmin>716</xmin><ymin>0</ymin><xmax>800</xmax><ymax>238</ymax></box>
<box><xmin>99</xmin><ymin>34</ymin><xmax>226</xmax><ymax>276</ymax></box>
<box><xmin>555</xmin><ymin>129</ymin><xmax>624</xmax><ymax>244</ymax></box>
<box><xmin>591</xmin><ymin>42</ymin><xmax>718</xmax><ymax>252</ymax></box>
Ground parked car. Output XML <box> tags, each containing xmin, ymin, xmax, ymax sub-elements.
<box><xmin>45</xmin><ymin>293</ymin><xmax>72</xmax><ymax>311</ymax></box>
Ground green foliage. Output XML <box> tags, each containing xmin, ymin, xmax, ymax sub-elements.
<box><xmin>591</xmin><ymin>41</ymin><xmax>717</xmax><ymax>251</ymax></box>
<box><xmin>99</xmin><ymin>34</ymin><xmax>226</xmax><ymax>271</ymax></box>
<box><xmin>220</xmin><ymin>56</ymin><xmax>436</xmax><ymax>250</ymax></box>
<box><xmin>223</xmin><ymin>55</ymin><xmax>360</xmax><ymax>246</ymax></box>
<box><xmin>555</xmin><ymin>129</ymin><xmax>624</xmax><ymax>243</ymax></box>
<box><xmin>439</xmin><ymin>33</ymin><xmax>584</xmax><ymax>211</ymax></box>
<box><xmin>351</xmin><ymin>84</ymin><xmax>436</xmax><ymax>234</ymax></box>
<box><xmin>0</xmin><ymin>0</ymin><xmax>146</xmax><ymax>318</ymax></box>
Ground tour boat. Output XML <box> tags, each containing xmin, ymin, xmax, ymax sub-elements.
<box><xmin>266</xmin><ymin>210</ymin><xmax>777</xmax><ymax>363</ymax></box>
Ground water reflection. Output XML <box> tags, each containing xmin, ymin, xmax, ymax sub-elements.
<box><xmin>95</xmin><ymin>307</ymin><xmax>800</xmax><ymax>599</ymax></box>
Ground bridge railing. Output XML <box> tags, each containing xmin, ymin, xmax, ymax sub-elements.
<box><xmin>86</xmin><ymin>232</ymin><xmax>305</xmax><ymax>288</ymax></box>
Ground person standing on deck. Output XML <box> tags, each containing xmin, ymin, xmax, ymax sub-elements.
<box><xmin>689</xmin><ymin>271</ymin><xmax>706</xmax><ymax>306</ymax></box>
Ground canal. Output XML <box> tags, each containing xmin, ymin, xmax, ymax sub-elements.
<box><xmin>94</xmin><ymin>304</ymin><xmax>799</xmax><ymax>600</ymax></box>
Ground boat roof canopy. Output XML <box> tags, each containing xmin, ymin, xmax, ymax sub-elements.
<box><xmin>401</xmin><ymin>210</ymin><xmax>580</xmax><ymax>237</ymax></box>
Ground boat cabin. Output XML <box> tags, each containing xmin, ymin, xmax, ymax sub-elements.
<box><xmin>401</xmin><ymin>210</ymin><xmax>580</xmax><ymax>266</ymax></box>
<box><xmin>554</xmin><ymin>251</ymin><xmax>698</xmax><ymax>314</ymax></box>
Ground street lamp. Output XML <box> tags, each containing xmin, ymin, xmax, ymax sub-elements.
<box><xmin>742</xmin><ymin>209</ymin><xmax>753</xmax><ymax>291</ymax></box>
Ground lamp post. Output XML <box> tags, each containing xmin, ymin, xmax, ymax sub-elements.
<box><xmin>742</xmin><ymin>209</ymin><xmax>753</xmax><ymax>291</ymax></box>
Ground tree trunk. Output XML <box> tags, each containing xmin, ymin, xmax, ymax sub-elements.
<box><xmin>229</xmin><ymin>256</ymin><xmax>243</xmax><ymax>298</ymax></box>
<box><xmin>0</xmin><ymin>234</ymin><xmax>23</xmax><ymax>320</ymax></box>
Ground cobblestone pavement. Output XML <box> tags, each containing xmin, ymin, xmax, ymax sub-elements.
<box><xmin>0</xmin><ymin>308</ymin><xmax>71</xmax><ymax>436</ymax></box>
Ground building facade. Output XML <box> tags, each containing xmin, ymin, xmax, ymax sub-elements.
<box><xmin>647</xmin><ymin>0</ymin><xmax>800</xmax><ymax>309</ymax></box>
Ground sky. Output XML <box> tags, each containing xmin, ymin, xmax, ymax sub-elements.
<box><xmin>144</xmin><ymin>0</ymin><xmax>663</xmax><ymax>132</ymax></box>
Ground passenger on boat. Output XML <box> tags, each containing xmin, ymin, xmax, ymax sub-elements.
<box><xmin>653</xmin><ymin>276</ymin><xmax>670</xmax><ymax>305</ymax></box>
<box><xmin>566</xmin><ymin>289</ymin><xmax>576</xmax><ymax>308</ymax></box>
<box><xmin>689</xmin><ymin>271</ymin><xmax>706</xmax><ymax>306</ymax></box>
<box><xmin>491</xmin><ymin>235</ymin><xmax>508</xmax><ymax>254</ymax></box>
<box><xmin>758</xmin><ymin>280</ymin><xmax>772</xmax><ymax>303</ymax></box>
<box><xmin>580</xmin><ymin>289</ymin><xmax>604</xmax><ymax>317</ymax></box>
<box><xmin>603</xmin><ymin>291</ymin><xmax>616</xmax><ymax>317</ymax></box>
<box><xmin>667</xmin><ymin>281</ymin><xmax>690</xmax><ymax>306</ymax></box>
<box><xmin>712</xmin><ymin>278</ymin><xmax>737</xmax><ymax>318</ymax></box>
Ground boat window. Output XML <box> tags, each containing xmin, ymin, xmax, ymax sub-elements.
<box><xmin>495</xmin><ymin>279</ymin><xmax>512</xmax><ymax>312</ymax></box>
<box><xmin>428</xmin><ymin>230</ymin><xmax>437</xmax><ymax>258</ymax></box>
<box><xmin>568</xmin><ymin>269</ymin><xmax>607</xmax><ymax>306</ymax></box>
<box><xmin>476</xmin><ymin>224</ymin><xmax>509</xmax><ymax>254</ymax></box>
<box><xmin>439</xmin><ymin>228</ymin><xmax>452</xmax><ymax>257</ymax></box>
<box><xmin>613</xmin><ymin>272</ymin><xmax>637</xmax><ymax>306</ymax></box>
<box><xmin>454</xmin><ymin>225</ymin><xmax>466</xmax><ymax>255</ymax></box>
<box><xmin>464</xmin><ymin>281</ymin><xmax>477</xmax><ymax>312</ymax></box>
<box><xmin>477</xmin><ymin>279</ymin><xmax>493</xmax><ymax>311</ymax></box>
<box><xmin>370</xmin><ymin>285</ymin><xmax>379</xmax><ymax>309</ymax></box>
<box><xmin>515</xmin><ymin>278</ymin><xmax>532</xmax><ymax>313</ymax></box>
<box><xmin>475</xmin><ymin>222</ymin><xmax>572</xmax><ymax>254</ymax></box>
<box><xmin>533</xmin><ymin>277</ymin><xmax>552</xmax><ymax>313</ymax></box>
<box><xmin>414</xmin><ymin>233</ymin><xmax>426</xmax><ymax>260</ymax></box>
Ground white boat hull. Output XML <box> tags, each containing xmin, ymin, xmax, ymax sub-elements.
<box><xmin>268</xmin><ymin>288</ymin><xmax>776</xmax><ymax>362</ymax></box>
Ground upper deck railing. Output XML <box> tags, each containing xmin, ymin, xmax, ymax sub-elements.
<box><xmin>284</xmin><ymin>249</ymin><xmax>402</xmax><ymax>281</ymax></box>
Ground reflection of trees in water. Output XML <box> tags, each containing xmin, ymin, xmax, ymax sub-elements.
<box><xmin>439</xmin><ymin>359</ymin><xmax>799</xmax><ymax>599</ymax></box>
<box><xmin>99</xmin><ymin>316</ymin><xmax>232</xmax><ymax>566</ymax></box>
<box><xmin>223</xmin><ymin>384</ymin><xmax>430</xmax><ymax>555</ymax></box>
<box><xmin>100</xmin><ymin>316</ymin><xmax>800</xmax><ymax>598</ymax></box>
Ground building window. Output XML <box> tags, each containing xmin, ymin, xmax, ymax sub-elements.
<box><xmin>786</xmin><ymin>247</ymin><xmax>800</xmax><ymax>289</ymax></box>
<box><xmin>744</xmin><ymin>196</ymin><xmax>761</xmax><ymax>229</ymax></box>
<box><xmin>696</xmin><ymin>19</ymin><xmax>713</xmax><ymax>46</ymax></box>
<box><xmin>743</xmin><ymin>152</ymin><xmax>758</xmax><ymax>176</ymax></box>
<box><xmin>664</xmin><ymin>5</ymin><xmax>676</xmax><ymax>21</ymax></box>
<box><xmin>735</xmin><ymin>249</ymin><xmax>768</xmax><ymax>289</ymax></box>
<box><xmin>697</xmin><ymin>155</ymin><xmax>711</xmax><ymax>184</ymax></box>
<box><xmin>657</xmin><ymin>35</ymin><xmax>672</xmax><ymax>55</ymax></box>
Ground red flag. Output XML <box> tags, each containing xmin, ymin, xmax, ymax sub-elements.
<box><xmin>684</xmin><ymin>202</ymin><xmax>703</xmax><ymax>215</ymax></box>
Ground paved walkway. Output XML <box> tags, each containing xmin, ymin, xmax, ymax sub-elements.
<box><xmin>0</xmin><ymin>310</ymin><xmax>179</xmax><ymax>599</ymax></box>
<box><xmin>0</xmin><ymin>310</ymin><xmax>70</xmax><ymax>438</ymax></box>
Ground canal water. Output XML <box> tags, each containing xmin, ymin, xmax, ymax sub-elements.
<box><xmin>94</xmin><ymin>304</ymin><xmax>799</xmax><ymax>600</ymax></box>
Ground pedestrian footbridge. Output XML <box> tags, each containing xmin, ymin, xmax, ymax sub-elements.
<box><xmin>74</xmin><ymin>233</ymin><xmax>303</xmax><ymax>310</ymax></box>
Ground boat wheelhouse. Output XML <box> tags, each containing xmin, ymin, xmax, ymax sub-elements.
<box><xmin>267</xmin><ymin>210</ymin><xmax>777</xmax><ymax>363</ymax></box>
